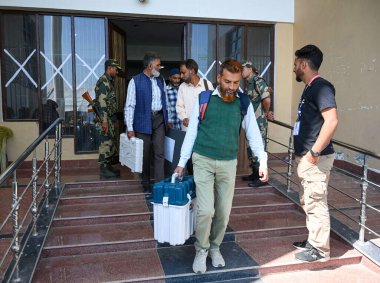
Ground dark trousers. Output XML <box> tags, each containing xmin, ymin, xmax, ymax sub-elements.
<box><xmin>135</xmin><ymin>112</ymin><xmax>165</xmax><ymax>184</ymax></box>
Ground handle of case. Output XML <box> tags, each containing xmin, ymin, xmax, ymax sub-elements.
<box><xmin>171</xmin><ymin>173</ymin><xmax>179</xmax><ymax>183</ymax></box>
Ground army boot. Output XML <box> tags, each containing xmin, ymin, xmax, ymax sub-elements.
<box><xmin>100</xmin><ymin>164</ymin><xmax>119</xmax><ymax>179</ymax></box>
<box><xmin>107</xmin><ymin>164</ymin><xmax>120</xmax><ymax>177</ymax></box>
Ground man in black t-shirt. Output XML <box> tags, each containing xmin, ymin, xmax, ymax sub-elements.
<box><xmin>291</xmin><ymin>45</ymin><xmax>338</xmax><ymax>263</ymax></box>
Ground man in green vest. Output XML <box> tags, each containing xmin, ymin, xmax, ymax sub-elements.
<box><xmin>175</xmin><ymin>59</ymin><xmax>268</xmax><ymax>274</ymax></box>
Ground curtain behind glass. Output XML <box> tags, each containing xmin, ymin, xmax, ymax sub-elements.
<box><xmin>2</xmin><ymin>14</ymin><xmax>38</xmax><ymax>120</ymax></box>
<box><xmin>74</xmin><ymin>17</ymin><xmax>105</xmax><ymax>152</ymax></box>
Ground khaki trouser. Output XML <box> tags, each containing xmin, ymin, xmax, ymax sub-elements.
<box><xmin>296</xmin><ymin>153</ymin><xmax>335</xmax><ymax>257</ymax></box>
<box><xmin>192</xmin><ymin>152</ymin><xmax>237</xmax><ymax>250</ymax></box>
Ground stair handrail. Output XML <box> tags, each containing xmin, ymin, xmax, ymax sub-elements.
<box><xmin>0</xmin><ymin>118</ymin><xmax>63</xmax><ymax>282</ymax></box>
<box><xmin>267</xmin><ymin>119</ymin><xmax>380</xmax><ymax>246</ymax></box>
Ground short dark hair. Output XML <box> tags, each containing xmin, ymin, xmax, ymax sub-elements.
<box><xmin>219</xmin><ymin>59</ymin><xmax>243</xmax><ymax>75</ymax></box>
<box><xmin>143</xmin><ymin>52</ymin><xmax>160</xmax><ymax>68</ymax></box>
<box><xmin>295</xmin><ymin>44</ymin><xmax>323</xmax><ymax>71</ymax></box>
<box><xmin>181</xmin><ymin>59</ymin><xmax>198</xmax><ymax>74</ymax></box>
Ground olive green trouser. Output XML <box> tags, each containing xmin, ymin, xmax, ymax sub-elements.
<box><xmin>192</xmin><ymin>152</ymin><xmax>237</xmax><ymax>250</ymax></box>
<box><xmin>296</xmin><ymin>153</ymin><xmax>335</xmax><ymax>257</ymax></box>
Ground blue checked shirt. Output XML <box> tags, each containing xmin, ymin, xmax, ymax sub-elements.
<box><xmin>166</xmin><ymin>84</ymin><xmax>181</xmax><ymax>130</ymax></box>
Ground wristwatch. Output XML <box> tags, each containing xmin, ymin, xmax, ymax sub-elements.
<box><xmin>310</xmin><ymin>149</ymin><xmax>321</xmax><ymax>157</ymax></box>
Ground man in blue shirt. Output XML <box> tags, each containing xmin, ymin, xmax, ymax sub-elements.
<box><xmin>166</xmin><ymin>68</ymin><xmax>181</xmax><ymax>130</ymax></box>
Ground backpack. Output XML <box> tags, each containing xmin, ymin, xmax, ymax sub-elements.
<box><xmin>198</xmin><ymin>90</ymin><xmax>250</xmax><ymax>127</ymax></box>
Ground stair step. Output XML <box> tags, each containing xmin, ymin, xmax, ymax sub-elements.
<box><xmin>42</xmin><ymin>221</ymin><xmax>155</xmax><ymax>257</ymax></box>
<box><xmin>238</xmin><ymin>233</ymin><xmax>362</xmax><ymax>276</ymax></box>
<box><xmin>63</xmin><ymin>181</ymin><xmax>143</xmax><ymax>198</ymax></box>
<box><xmin>231</xmin><ymin>203</ymin><xmax>296</xmax><ymax>214</ymax></box>
<box><xmin>229</xmin><ymin>209</ymin><xmax>305</xmax><ymax>235</ymax></box>
<box><xmin>261</xmin><ymin>264</ymin><xmax>380</xmax><ymax>283</ymax></box>
<box><xmin>59</xmin><ymin>193</ymin><xmax>147</xmax><ymax>205</ymax></box>
<box><xmin>34</xmin><ymin>249</ymin><xmax>165</xmax><ymax>283</ymax></box>
<box><xmin>232</xmin><ymin>192</ymin><xmax>294</xmax><ymax>207</ymax></box>
<box><xmin>54</xmin><ymin>200</ymin><xmax>150</xmax><ymax>220</ymax></box>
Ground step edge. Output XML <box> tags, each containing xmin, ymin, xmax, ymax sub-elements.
<box><xmin>53</xmin><ymin>212</ymin><xmax>152</xmax><ymax>221</ymax></box>
<box><xmin>43</xmin><ymin>238</ymin><xmax>156</xmax><ymax>250</ymax></box>
<box><xmin>60</xmin><ymin>192</ymin><xmax>146</xmax><ymax>201</ymax></box>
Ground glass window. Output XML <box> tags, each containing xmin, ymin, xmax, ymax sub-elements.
<box><xmin>189</xmin><ymin>24</ymin><xmax>217</xmax><ymax>84</ymax></box>
<box><xmin>218</xmin><ymin>25</ymin><xmax>244</xmax><ymax>62</ymax></box>
<box><xmin>247</xmin><ymin>26</ymin><xmax>273</xmax><ymax>85</ymax></box>
<box><xmin>74</xmin><ymin>17</ymin><xmax>105</xmax><ymax>152</ymax></box>
<box><xmin>39</xmin><ymin>15</ymin><xmax>73</xmax><ymax>135</ymax></box>
<box><xmin>2</xmin><ymin>14</ymin><xmax>38</xmax><ymax>120</ymax></box>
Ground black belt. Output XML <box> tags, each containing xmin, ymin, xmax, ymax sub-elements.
<box><xmin>151</xmin><ymin>110</ymin><xmax>163</xmax><ymax>116</ymax></box>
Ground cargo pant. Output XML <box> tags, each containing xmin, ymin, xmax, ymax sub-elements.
<box><xmin>98</xmin><ymin>121</ymin><xmax>116</xmax><ymax>166</ymax></box>
<box><xmin>296</xmin><ymin>153</ymin><xmax>335</xmax><ymax>257</ymax></box>
<box><xmin>192</xmin><ymin>152</ymin><xmax>237</xmax><ymax>250</ymax></box>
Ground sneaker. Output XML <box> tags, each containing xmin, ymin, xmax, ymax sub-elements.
<box><xmin>193</xmin><ymin>249</ymin><xmax>208</xmax><ymax>274</ymax></box>
<box><xmin>209</xmin><ymin>249</ymin><xmax>225</xmax><ymax>268</ymax></box>
<box><xmin>293</xmin><ymin>240</ymin><xmax>313</xmax><ymax>251</ymax></box>
<box><xmin>248</xmin><ymin>179</ymin><xmax>268</xmax><ymax>187</ymax></box>
<box><xmin>242</xmin><ymin>173</ymin><xmax>258</xmax><ymax>181</ymax></box>
<box><xmin>295</xmin><ymin>248</ymin><xmax>329</xmax><ymax>262</ymax></box>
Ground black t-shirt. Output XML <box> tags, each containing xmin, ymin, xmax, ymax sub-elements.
<box><xmin>294</xmin><ymin>77</ymin><xmax>337</xmax><ymax>156</ymax></box>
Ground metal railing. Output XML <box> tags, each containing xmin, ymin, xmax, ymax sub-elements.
<box><xmin>0</xmin><ymin>118</ymin><xmax>63</xmax><ymax>282</ymax></box>
<box><xmin>267</xmin><ymin>119</ymin><xmax>380</xmax><ymax>244</ymax></box>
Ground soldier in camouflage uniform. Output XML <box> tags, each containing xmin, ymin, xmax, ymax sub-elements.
<box><xmin>242</xmin><ymin>61</ymin><xmax>274</xmax><ymax>187</ymax></box>
<box><xmin>94</xmin><ymin>59</ymin><xmax>122</xmax><ymax>179</ymax></box>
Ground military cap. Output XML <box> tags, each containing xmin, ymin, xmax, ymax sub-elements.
<box><xmin>242</xmin><ymin>60</ymin><xmax>259</xmax><ymax>74</ymax></box>
<box><xmin>105</xmin><ymin>59</ymin><xmax>122</xmax><ymax>70</ymax></box>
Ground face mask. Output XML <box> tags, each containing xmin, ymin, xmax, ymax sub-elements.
<box><xmin>152</xmin><ymin>68</ymin><xmax>160</xmax><ymax>78</ymax></box>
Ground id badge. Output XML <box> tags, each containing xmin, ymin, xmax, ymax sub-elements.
<box><xmin>293</xmin><ymin>121</ymin><xmax>300</xmax><ymax>136</ymax></box>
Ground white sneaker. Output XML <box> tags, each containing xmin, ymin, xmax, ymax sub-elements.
<box><xmin>193</xmin><ymin>249</ymin><xmax>208</xmax><ymax>274</ymax></box>
<box><xmin>209</xmin><ymin>248</ymin><xmax>225</xmax><ymax>267</ymax></box>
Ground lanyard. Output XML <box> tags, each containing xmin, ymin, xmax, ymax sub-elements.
<box><xmin>297</xmin><ymin>75</ymin><xmax>320</xmax><ymax>120</ymax></box>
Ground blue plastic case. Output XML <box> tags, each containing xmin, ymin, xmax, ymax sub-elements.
<box><xmin>153</xmin><ymin>175</ymin><xmax>196</xmax><ymax>206</ymax></box>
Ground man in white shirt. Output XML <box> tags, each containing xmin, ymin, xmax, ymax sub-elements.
<box><xmin>176</xmin><ymin>59</ymin><xmax>214</xmax><ymax>131</ymax></box>
<box><xmin>175</xmin><ymin>59</ymin><xmax>268</xmax><ymax>274</ymax></box>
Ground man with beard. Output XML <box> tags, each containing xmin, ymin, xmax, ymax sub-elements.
<box><xmin>292</xmin><ymin>45</ymin><xmax>338</xmax><ymax>262</ymax></box>
<box><xmin>166</xmin><ymin>68</ymin><xmax>181</xmax><ymax>129</ymax></box>
<box><xmin>176</xmin><ymin>59</ymin><xmax>214</xmax><ymax>131</ymax></box>
<box><xmin>124</xmin><ymin>52</ymin><xmax>172</xmax><ymax>192</ymax></box>
<box><xmin>174</xmin><ymin>59</ymin><xmax>268</xmax><ymax>274</ymax></box>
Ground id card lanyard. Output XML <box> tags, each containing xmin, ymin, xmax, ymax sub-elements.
<box><xmin>293</xmin><ymin>75</ymin><xmax>320</xmax><ymax>136</ymax></box>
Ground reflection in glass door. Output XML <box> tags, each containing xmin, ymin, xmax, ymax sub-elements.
<box><xmin>74</xmin><ymin>17</ymin><xmax>106</xmax><ymax>152</ymax></box>
<box><xmin>188</xmin><ymin>23</ymin><xmax>217</xmax><ymax>83</ymax></box>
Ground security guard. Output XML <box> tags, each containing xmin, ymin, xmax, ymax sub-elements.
<box><xmin>94</xmin><ymin>59</ymin><xmax>122</xmax><ymax>179</ymax></box>
<box><xmin>241</xmin><ymin>61</ymin><xmax>274</xmax><ymax>187</ymax></box>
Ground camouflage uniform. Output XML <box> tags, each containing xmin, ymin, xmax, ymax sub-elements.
<box><xmin>246</xmin><ymin>74</ymin><xmax>271</xmax><ymax>172</ymax></box>
<box><xmin>95</xmin><ymin>73</ymin><xmax>118</xmax><ymax>167</ymax></box>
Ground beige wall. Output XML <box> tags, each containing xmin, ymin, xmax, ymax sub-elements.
<box><xmin>268</xmin><ymin>23</ymin><xmax>295</xmax><ymax>153</ymax></box>
<box><xmin>2</xmin><ymin>122</ymin><xmax>97</xmax><ymax>162</ymax></box>
<box><xmin>293</xmin><ymin>0</ymin><xmax>380</xmax><ymax>157</ymax></box>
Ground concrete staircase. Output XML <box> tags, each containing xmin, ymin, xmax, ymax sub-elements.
<box><xmin>31</xmin><ymin>178</ymin><xmax>380</xmax><ymax>283</ymax></box>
